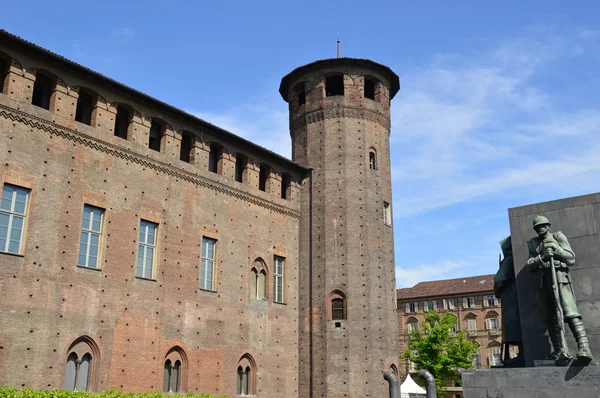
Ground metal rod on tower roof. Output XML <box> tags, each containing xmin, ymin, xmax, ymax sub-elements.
<box><xmin>337</xmin><ymin>35</ymin><xmax>341</xmax><ymax>58</ymax></box>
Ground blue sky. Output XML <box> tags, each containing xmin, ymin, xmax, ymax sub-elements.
<box><xmin>3</xmin><ymin>1</ymin><xmax>600</xmax><ymax>288</ymax></box>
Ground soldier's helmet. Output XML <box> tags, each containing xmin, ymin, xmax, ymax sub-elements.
<box><xmin>533</xmin><ymin>215</ymin><xmax>551</xmax><ymax>228</ymax></box>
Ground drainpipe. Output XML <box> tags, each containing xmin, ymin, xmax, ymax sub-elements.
<box><xmin>383</xmin><ymin>371</ymin><xmax>399</xmax><ymax>398</ymax></box>
<box><xmin>308</xmin><ymin>168</ymin><xmax>314</xmax><ymax>398</ymax></box>
<box><xmin>419</xmin><ymin>369</ymin><xmax>437</xmax><ymax>398</ymax></box>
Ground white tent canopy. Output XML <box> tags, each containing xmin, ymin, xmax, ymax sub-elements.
<box><xmin>400</xmin><ymin>374</ymin><xmax>427</xmax><ymax>398</ymax></box>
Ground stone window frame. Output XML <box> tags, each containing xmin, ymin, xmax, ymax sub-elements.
<box><xmin>163</xmin><ymin>346</ymin><xmax>188</xmax><ymax>393</ymax></box>
<box><xmin>368</xmin><ymin>148</ymin><xmax>377</xmax><ymax>170</ymax></box>
<box><xmin>136</xmin><ymin>219</ymin><xmax>158</xmax><ymax>280</ymax></box>
<box><xmin>383</xmin><ymin>201</ymin><xmax>392</xmax><ymax>226</ymax></box>
<box><xmin>465</xmin><ymin>313</ymin><xmax>478</xmax><ymax>332</ymax></box>
<box><xmin>328</xmin><ymin>290</ymin><xmax>347</xmax><ymax>321</ymax></box>
<box><xmin>77</xmin><ymin>204</ymin><xmax>105</xmax><ymax>270</ymax></box>
<box><xmin>484</xmin><ymin>310</ymin><xmax>500</xmax><ymax>331</ymax></box>
<box><xmin>200</xmin><ymin>236</ymin><xmax>218</xmax><ymax>291</ymax></box>
<box><xmin>0</xmin><ymin>183</ymin><xmax>30</xmax><ymax>255</ymax></box>
<box><xmin>483</xmin><ymin>294</ymin><xmax>498</xmax><ymax>307</ymax></box>
<box><xmin>273</xmin><ymin>255</ymin><xmax>285</xmax><ymax>304</ymax></box>
<box><xmin>463</xmin><ymin>296</ymin><xmax>477</xmax><ymax>309</ymax></box>
<box><xmin>236</xmin><ymin>354</ymin><xmax>257</xmax><ymax>397</ymax></box>
<box><xmin>250</xmin><ymin>258</ymin><xmax>268</xmax><ymax>301</ymax></box>
<box><xmin>63</xmin><ymin>336</ymin><xmax>100</xmax><ymax>392</ymax></box>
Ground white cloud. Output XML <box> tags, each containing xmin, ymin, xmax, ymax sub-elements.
<box><xmin>390</xmin><ymin>23</ymin><xmax>600</xmax><ymax>219</ymax></box>
<box><xmin>396</xmin><ymin>260</ymin><xmax>466</xmax><ymax>288</ymax></box>
<box><xmin>191</xmin><ymin>103</ymin><xmax>291</xmax><ymax>159</ymax></box>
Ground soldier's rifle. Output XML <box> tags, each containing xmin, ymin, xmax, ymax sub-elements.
<box><xmin>544</xmin><ymin>236</ymin><xmax>569</xmax><ymax>359</ymax></box>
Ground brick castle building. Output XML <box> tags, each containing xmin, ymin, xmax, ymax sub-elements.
<box><xmin>397</xmin><ymin>274</ymin><xmax>503</xmax><ymax>381</ymax></box>
<box><xmin>0</xmin><ymin>30</ymin><xmax>399</xmax><ymax>397</ymax></box>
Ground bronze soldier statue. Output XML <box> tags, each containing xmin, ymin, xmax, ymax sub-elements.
<box><xmin>494</xmin><ymin>236</ymin><xmax>524</xmax><ymax>366</ymax></box>
<box><xmin>526</xmin><ymin>215</ymin><xmax>593</xmax><ymax>361</ymax></box>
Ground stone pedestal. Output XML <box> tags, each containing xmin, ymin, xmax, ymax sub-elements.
<box><xmin>462</xmin><ymin>364</ymin><xmax>600</xmax><ymax>398</ymax></box>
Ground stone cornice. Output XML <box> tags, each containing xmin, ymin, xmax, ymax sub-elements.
<box><xmin>290</xmin><ymin>106</ymin><xmax>390</xmax><ymax>131</ymax></box>
<box><xmin>0</xmin><ymin>104</ymin><xmax>300</xmax><ymax>219</ymax></box>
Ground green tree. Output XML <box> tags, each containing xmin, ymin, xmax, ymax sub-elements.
<box><xmin>401</xmin><ymin>311</ymin><xmax>479</xmax><ymax>397</ymax></box>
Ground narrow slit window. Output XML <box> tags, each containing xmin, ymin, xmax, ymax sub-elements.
<box><xmin>75</xmin><ymin>89</ymin><xmax>96</xmax><ymax>125</ymax></box>
<box><xmin>201</xmin><ymin>237</ymin><xmax>217</xmax><ymax>291</ymax></box>
<box><xmin>0</xmin><ymin>184</ymin><xmax>29</xmax><ymax>254</ymax></box>
<box><xmin>325</xmin><ymin>75</ymin><xmax>344</xmax><ymax>97</ymax></box>
<box><xmin>78</xmin><ymin>205</ymin><xmax>104</xmax><ymax>269</ymax></box>
<box><xmin>149</xmin><ymin>121</ymin><xmax>163</xmax><ymax>152</ymax></box>
<box><xmin>383</xmin><ymin>202</ymin><xmax>392</xmax><ymax>226</ymax></box>
<box><xmin>180</xmin><ymin>131</ymin><xmax>194</xmax><ymax>163</ymax></box>
<box><xmin>114</xmin><ymin>106</ymin><xmax>131</xmax><ymax>140</ymax></box>
<box><xmin>369</xmin><ymin>151</ymin><xmax>376</xmax><ymax>170</ymax></box>
<box><xmin>364</xmin><ymin>77</ymin><xmax>376</xmax><ymax>100</ymax></box>
<box><xmin>32</xmin><ymin>72</ymin><xmax>54</xmax><ymax>110</ymax></box>
<box><xmin>136</xmin><ymin>220</ymin><xmax>157</xmax><ymax>279</ymax></box>
<box><xmin>294</xmin><ymin>83</ymin><xmax>306</xmax><ymax>106</ymax></box>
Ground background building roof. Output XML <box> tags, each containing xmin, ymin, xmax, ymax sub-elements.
<box><xmin>397</xmin><ymin>274</ymin><xmax>495</xmax><ymax>300</ymax></box>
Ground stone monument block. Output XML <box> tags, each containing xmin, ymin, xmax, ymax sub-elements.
<box><xmin>508</xmin><ymin>192</ymin><xmax>600</xmax><ymax>366</ymax></box>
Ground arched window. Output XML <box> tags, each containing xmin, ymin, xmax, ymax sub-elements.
<box><xmin>488</xmin><ymin>342</ymin><xmax>502</xmax><ymax>367</ymax></box>
<box><xmin>63</xmin><ymin>336</ymin><xmax>99</xmax><ymax>392</ymax></box>
<box><xmin>485</xmin><ymin>311</ymin><xmax>500</xmax><ymax>332</ymax></box>
<box><xmin>369</xmin><ymin>150</ymin><xmax>377</xmax><ymax>170</ymax></box>
<box><xmin>237</xmin><ymin>354</ymin><xmax>256</xmax><ymax>396</ymax></box>
<box><xmin>329</xmin><ymin>290</ymin><xmax>347</xmax><ymax>321</ymax></box>
<box><xmin>32</xmin><ymin>70</ymin><xmax>56</xmax><ymax>110</ymax></box>
<box><xmin>163</xmin><ymin>347</ymin><xmax>187</xmax><ymax>393</ymax></box>
<box><xmin>407</xmin><ymin>317</ymin><xmax>419</xmax><ymax>334</ymax></box>
<box><xmin>75</xmin><ymin>87</ymin><xmax>98</xmax><ymax>126</ymax></box>
<box><xmin>251</xmin><ymin>258</ymin><xmax>267</xmax><ymax>300</ymax></box>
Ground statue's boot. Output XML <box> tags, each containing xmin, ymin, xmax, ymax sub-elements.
<box><xmin>547</xmin><ymin>324</ymin><xmax>571</xmax><ymax>361</ymax></box>
<box><xmin>569</xmin><ymin>318</ymin><xmax>593</xmax><ymax>360</ymax></box>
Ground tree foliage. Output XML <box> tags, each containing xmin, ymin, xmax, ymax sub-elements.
<box><xmin>0</xmin><ymin>387</ymin><xmax>225</xmax><ymax>398</ymax></box>
<box><xmin>401</xmin><ymin>311</ymin><xmax>479</xmax><ymax>397</ymax></box>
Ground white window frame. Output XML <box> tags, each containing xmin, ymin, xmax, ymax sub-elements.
<box><xmin>0</xmin><ymin>184</ymin><xmax>29</xmax><ymax>254</ymax></box>
<box><xmin>443</xmin><ymin>298</ymin><xmax>455</xmax><ymax>310</ymax></box>
<box><xmin>467</xmin><ymin>318</ymin><xmax>478</xmax><ymax>331</ymax></box>
<box><xmin>273</xmin><ymin>255</ymin><xmax>285</xmax><ymax>303</ymax></box>
<box><xmin>383</xmin><ymin>202</ymin><xmax>392</xmax><ymax>226</ymax></box>
<box><xmin>405</xmin><ymin>302</ymin><xmax>417</xmax><ymax>313</ymax></box>
<box><xmin>489</xmin><ymin>346</ymin><xmax>502</xmax><ymax>366</ymax></box>
<box><xmin>486</xmin><ymin>317</ymin><xmax>500</xmax><ymax>330</ymax></box>
<box><xmin>136</xmin><ymin>220</ymin><xmax>157</xmax><ymax>279</ymax></box>
<box><xmin>484</xmin><ymin>295</ymin><xmax>497</xmax><ymax>307</ymax></box>
<box><xmin>200</xmin><ymin>237</ymin><xmax>217</xmax><ymax>291</ymax></box>
<box><xmin>407</xmin><ymin>321</ymin><xmax>419</xmax><ymax>334</ymax></box>
<box><xmin>463</xmin><ymin>296</ymin><xmax>476</xmax><ymax>308</ymax></box>
<box><xmin>78</xmin><ymin>205</ymin><xmax>104</xmax><ymax>269</ymax></box>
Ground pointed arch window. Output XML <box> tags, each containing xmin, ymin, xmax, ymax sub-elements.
<box><xmin>163</xmin><ymin>347</ymin><xmax>186</xmax><ymax>393</ymax></box>
<box><xmin>236</xmin><ymin>354</ymin><xmax>255</xmax><ymax>396</ymax></box>
<box><xmin>63</xmin><ymin>337</ymin><xmax>98</xmax><ymax>392</ymax></box>
<box><xmin>251</xmin><ymin>259</ymin><xmax>267</xmax><ymax>300</ymax></box>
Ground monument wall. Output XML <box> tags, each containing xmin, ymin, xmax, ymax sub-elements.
<box><xmin>508</xmin><ymin>192</ymin><xmax>600</xmax><ymax>366</ymax></box>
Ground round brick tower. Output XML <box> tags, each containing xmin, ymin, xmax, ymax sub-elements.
<box><xmin>280</xmin><ymin>58</ymin><xmax>400</xmax><ymax>397</ymax></box>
